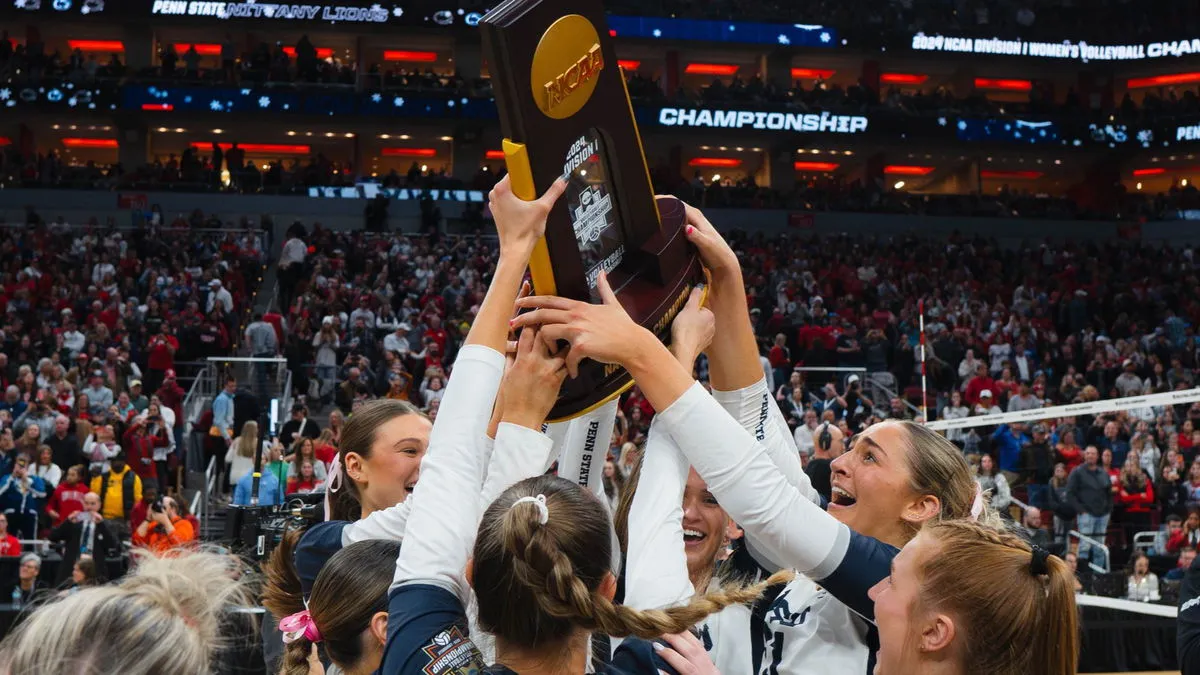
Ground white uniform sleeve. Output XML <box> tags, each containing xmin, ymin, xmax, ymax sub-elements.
<box><xmin>343</xmin><ymin>499</ymin><xmax>413</xmax><ymax>545</ymax></box>
<box><xmin>481</xmin><ymin>423</ymin><xmax>555</xmax><ymax>510</ymax></box>
<box><xmin>711</xmin><ymin>378</ymin><xmax>822</xmax><ymax>572</ymax></box>
<box><xmin>623</xmin><ymin>423</ymin><xmax>693</xmax><ymax>611</ymax></box>
<box><xmin>658</xmin><ymin>383</ymin><xmax>850</xmax><ymax>580</ymax></box>
<box><xmin>555</xmin><ymin>399</ymin><xmax>618</xmax><ymax>501</ymax></box>
<box><xmin>710</xmin><ymin>378</ymin><xmax>818</xmax><ymax>503</ymax></box>
<box><xmin>393</xmin><ymin>345</ymin><xmax>505</xmax><ymax>594</ymax></box>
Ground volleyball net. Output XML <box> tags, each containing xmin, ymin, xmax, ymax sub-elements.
<box><xmin>925</xmin><ymin>387</ymin><xmax>1200</xmax><ymax>432</ymax></box>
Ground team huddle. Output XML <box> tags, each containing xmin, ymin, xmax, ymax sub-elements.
<box><xmin>258</xmin><ymin>176</ymin><xmax>1079</xmax><ymax>675</ymax></box>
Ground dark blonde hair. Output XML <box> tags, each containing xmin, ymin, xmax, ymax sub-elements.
<box><xmin>897</xmin><ymin>422</ymin><xmax>986</xmax><ymax>536</ymax></box>
<box><xmin>279</xmin><ymin>540</ymin><xmax>398</xmax><ymax>675</ymax></box>
<box><xmin>329</xmin><ymin>399</ymin><xmax>423</xmax><ymax>521</ymax></box>
<box><xmin>916</xmin><ymin>521</ymin><xmax>1078</xmax><ymax>675</ymax></box>
<box><xmin>472</xmin><ymin>475</ymin><xmax>791</xmax><ymax>648</ymax></box>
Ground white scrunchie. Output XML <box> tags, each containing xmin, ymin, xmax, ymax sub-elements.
<box><xmin>512</xmin><ymin>494</ymin><xmax>550</xmax><ymax>525</ymax></box>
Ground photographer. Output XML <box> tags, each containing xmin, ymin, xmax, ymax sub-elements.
<box><xmin>132</xmin><ymin>495</ymin><xmax>195</xmax><ymax>554</ymax></box>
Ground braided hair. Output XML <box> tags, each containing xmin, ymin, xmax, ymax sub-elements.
<box><xmin>472</xmin><ymin>474</ymin><xmax>791</xmax><ymax>649</ymax></box>
<box><xmin>916</xmin><ymin>520</ymin><xmax>1078</xmax><ymax>675</ymax></box>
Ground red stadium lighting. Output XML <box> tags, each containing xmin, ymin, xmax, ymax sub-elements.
<box><xmin>791</xmin><ymin>68</ymin><xmax>836</xmax><ymax>79</ymax></box>
<box><xmin>617</xmin><ymin>60</ymin><xmax>642</xmax><ymax>71</ymax></box>
<box><xmin>0</xmin><ymin>137</ymin><xmax>11</xmax><ymax>146</ymax></box>
<box><xmin>383</xmin><ymin>50</ymin><xmax>439</xmax><ymax>63</ymax></box>
<box><xmin>793</xmin><ymin>161</ymin><xmax>840</xmax><ymax>172</ymax></box>
<box><xmin>980</xmin><ymin>170</ymin><xmax>1043</xmax><ymax>179</ymax></box>
<box><xmin>688</xmin><ymin>157</ymin><xmax>742</xmax><ymax>168</ymax></box>
<box><xmin>142</xmin><ymin>103</ymin><xmax>174</xmax><ymax>111</ymax></box>
<box><xmin>67</xmin><ymin>40</ymin><xmax>125</xmax><ymax>52</ymax></box>
<box><xmin>1132</xmin><ymin>168</ymin><xmax>1167</xmax><ymax>177</ymax></box>
<box><xmin>484</xmin><ymin>150</ymin><xmax>506</xmax><ymax>160</ymax></box>
<box><xmin>884</xmin><ymin>165</ymin><xmax>934</xmax><ymax>176</ymax></box>
<box><xmin>1127</xmin><ymin>72</ymin><xmax>1200</xmax><ymax>89</ymax></box>
<box><xmin>382</xmin><ymin>148</ymin><xmax>439</xmax><ymax>158</ymax></box>
<box><xmin>685</xmin><ymin>63</ymin><xmax>739</xmax><ymax>76</ymax></box>
<box><xmin>880</xmin><ymin>73</ymin><xmax>929</xmax><ymax>85</ymax></box>
<box><xmin>174</xmin><ymin>43</ymin><xmax>222</xmax><ymax>56</ymax></box>
<box><xmin>62</xmin><ymin>138</ymin><xmax>118</xmax><ymax>149</ymax></box>
<box><xmin>282</xmin><ymin>46</ymin><xmax>335</xmax><ymax>59</ymax></box>
<box><xmin>189</xmin><ymin>142</ymin><xmax>312</xmax><ymax>154</ymax></box>
<box><xmin>974</xmin><ymin>78</ymin><xmax>1033</xmax><ymax>91</ymax></box>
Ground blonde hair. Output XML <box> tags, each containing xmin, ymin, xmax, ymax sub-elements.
<box><xmin>897</xmin><ymin>422</ymin><xmax>997</xmax><ymax>536</ymax></box>
<box><xmin>234</xmin><ymin>421</ymin><xmax>259</xmax><ymax>459</ymax></box>
<box><xmin>0</xmin><ymin>549</ymin><xmax>253</xmax><ymax>675</ymax></box>
<box><xmin>916</xmin><ymin>521</ymin><xmax>1078</xmax><ymax>675</ymax></box>
<box><xmin>473</xmin><ymin>475</ymin><xmax>792</xmax><ymax>648</ymax></box>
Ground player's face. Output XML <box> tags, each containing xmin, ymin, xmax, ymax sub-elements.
<box><xmin>681</xmin><ymin>468</ymin><xmax>728</xmax><ymax>584</ymax></box>
<box><xmin>868</xmin><ymin>531</ymin><xmax>936</xmax><ymax>675</ymax></box>
<box><xmin>355</xmin><ymin>414</ymin><xmax>431</xmax><ymax>513</ymax></box>
<box><xmin>829</xmin><ymin>422</ymin><xmax>917</xmax><ymax>548</ymax></box>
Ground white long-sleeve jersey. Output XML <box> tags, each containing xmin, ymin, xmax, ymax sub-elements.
<box><xmin>658</xmin><ymin>383</ymin><xmax>898</xmax><ymax>675</ymax></box>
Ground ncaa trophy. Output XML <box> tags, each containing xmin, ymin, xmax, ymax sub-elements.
<box><xmin>481</xmin><ymin>0</ymin><xmax>704</xmax><ymax>421</ymax></box>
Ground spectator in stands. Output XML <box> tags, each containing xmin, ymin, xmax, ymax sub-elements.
<box><xmin>286</xmin><ymin>438</ymin><xmax>329</xmax><ymax>482</ymax></box>
<box><xmin>792</xmin><ymin>408</ymin><xmax>820</xmax><ymax>458</ymax></box>
<box><xmin>1167</xmin><ymin>548</ymin><xmax>1197</xmax><ymax>582</ymax></box>
<box><xmin>81</xmin><ymin>371</ymin><xmax>113</xmax><ymax>416</ymax></box>
<box><xmin>0</xmin><ymin>513</ymin><xmax>20</xmax><ymax>556</ymax></box>
<box><xmin>1019</xmin><ymin>507</ymin><xmax>1054</xmax><ymax>553</ymax></box>
<box><xmin>312</xmin><ymin>318</ymin><xmax>341</xmax><ymax>406</ymax></box>
<box><xmin>1056</xmin><ymin>429</ymin><xmax>1084</xmax><ymax>473</ymax></box>
<box><xmin>1126</xmin><ymin>552</ymin><xmax>1161</xmax><ymax>602</ymax></box>
<box><xmin>991</xmin><ymin>422</ymin><xmax>1029</xmax><ymax>482</ymax></box>
<box><xmin>1064</xmin><ymin>551</ymin><xmax>1087</xmax><ymax>594</ymax></box>
<box><xmin>975</xmin><ymin>453</ymin><xmax>1012</xmax><ymax>515</ymax></box>
<box><xmin>227</xmin><ymin>421</ymin><xmax>267</xmax><ymax>489</ymax></box>
<box><xmin>1097</xmin><ymin>419</ymin><xmax>1132</xmax><ymax>467</ymax></box>
<box><xmin>2</xmin><ymin>553</ymin><xmax>46</xmax><ymax>606</ymax></box>
<box><xmin>1171</xmin><ymin>509</ymin><xmax>1200</xmax><ymax>553</ymax></box>
<box><xmin>46</xmin><ymin>465</ymin><xmax>88</xmax><ymax>527</ymax></box>
<box><xmin>804</xmin><ymin>422</ymin><xmax>844</xmax><ymax>503</ymax></box>
<box><xmin>1021</xmin><ymin>423</ymin><xmax>1054</xmax><ymax>508</ymax></box>
<box><xmin>32</xmin><ymin>445</ymin><xmax>60</xmax><ymax>490</ymax></box>
<box><xmin>1068</xmin><ymin>446</ymin><xmax>1114</xmax><ymax>569</ymax></box>
<box><xmin>336</xmin><ymin>366</ymin><xmax>371</xmax><ymax>414</ymax></box>
<box><xmin>122</xmin><ymin>415</ymin><xmax>169</xmax><ymax>484</ymax></box>
<box><xmin>286</xmin><ymin>459</ymin><xmax>325</xmax><ymax>495</ymax></box>
<box><xmin>129</xmin><ymin>482</ymin><xmax>158</xmax><ymax>532</ymax></box>
<box><xmin>1157</xmin><ymin>514</ymin><xmax>1185</xmax><ymax>556</ymax></box>
<box><xmin>233</xmin><ymin>443</ymin><xmax>285</xmax><ymax>507</ymax></box>
<box><xmin>0</xmin><ymin>457</ymin><xmax>46</xmax><ymax>539</ymax></box>
<box><xmin>144</xmin><ymin>326</ymin><xmax>178</xmax><ymax>395</ymax></box>
<box><xmin>278</xmin><ymin>403</ymin><xmax>320</xmax><ymax>448</ymax></box>
<box><xmin>1159</xmin><ymin>465</ymin><xmax>1190</xmax><ymax>517</ymax></box>
<box><xmin>49</xmin><ymin>492</ymin><xmax>114</xmax><ymax>586</ymax></box>
<box><xmin>90</xmin><ymin>451</ymin><xmax>142</xmax><ymax>540</ymax></box>
<box><xmin>132</xmin><ymin>495</ymin><xmax>195</xmax><ymax>554</ymax></box>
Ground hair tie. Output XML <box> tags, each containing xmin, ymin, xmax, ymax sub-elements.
<box><xmin>969</xmin><ymin>482</ymin><xmax>984</xmax><ymax>522</ymax></box>
<box><xmin>323</xmin><ymin>454</ymin><xmax>343</xmax><ymax>521</ymax></box>
<box><xmin>1030</xmin><ymin>545</ymin><xmax>1051</xmax><ymax>577</ymax></box>
<box><xmin>279</xmin><ymin>610</ymin><xmax>323</xmax><ymax>644</ymax></box>
<box><xmin>512</xmin><ymin>494</ymin><xmax>550</xmax><ymax>525</ymax></box>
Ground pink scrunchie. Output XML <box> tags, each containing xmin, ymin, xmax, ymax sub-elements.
<box><xmin>279</xmin><ymin>610</ymin><xmax>323</xmax><ymax>644</ymax></box>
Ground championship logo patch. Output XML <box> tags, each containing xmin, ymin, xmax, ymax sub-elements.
<box><xmin>421</xmin><ymin>626</ymin><xmax>484</xmax><ymax>675</ymax></box>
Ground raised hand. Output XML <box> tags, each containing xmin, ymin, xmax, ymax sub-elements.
<box><xmin>670</xmin><ymin>285</ymin><xmax>714</xmax><ymax>366</ymax></box>
<box><xmin>499</xmin><ymin>327</ymin><xmax>568</xmax><ymax>430</ymax></box>
<box><xmin>512</xmin><ymin>271</ymin><xmax>650</xmax><ymax>379</ymax></box>
<box><xmin>676</xmin><ymin>200</ymin><xmax>739</xmax><ymax>278</ymax></box>
<box><xmin>489</xmin><ymin>175</ymin><xmax>567</xmax><ymax>259</ymax></box>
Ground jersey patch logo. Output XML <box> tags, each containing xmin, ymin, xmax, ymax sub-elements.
<box><xmin>767</xmin><ymin>588</ymin><xmax>811</xmax><ymax>628</ymax></box>
<box><xmin>421</xmin><ymin>626</ymin><xmax>484</xmax><ymax>675</ymax></box>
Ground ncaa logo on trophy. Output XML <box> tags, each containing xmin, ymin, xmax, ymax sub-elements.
<box><xmin>482</xmin><ymin>0</ymin><xmax>704</xmax><ymax>421</ymax></box>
